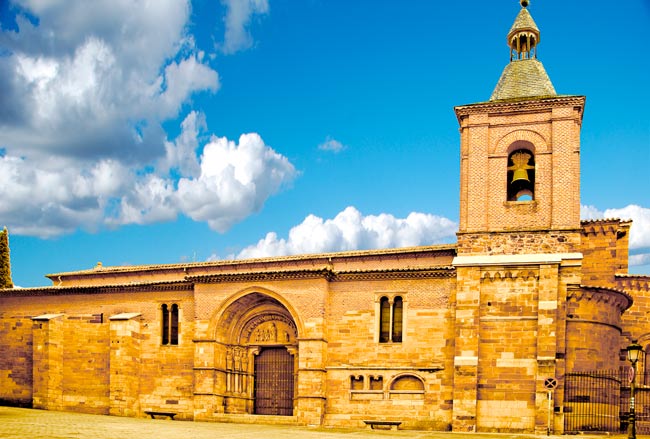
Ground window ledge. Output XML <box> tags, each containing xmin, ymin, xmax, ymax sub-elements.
<box><xmin>504</xmin><ymin>200</ymin><xmax>537</xmax><ymax>206</ymax></box>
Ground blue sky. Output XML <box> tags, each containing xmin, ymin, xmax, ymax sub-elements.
<box><xmin>0</xmin><ymin>0</ymin><xmax>648</xmax><ymax>287</ymax></box>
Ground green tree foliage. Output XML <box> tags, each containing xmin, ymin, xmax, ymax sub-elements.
<box><xmin>0</xmin><ymin>227</ymin><xmax>14</xmax><ymax>289</ymax></box>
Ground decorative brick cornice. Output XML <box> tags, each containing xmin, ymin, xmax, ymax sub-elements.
<box><xmin>331</xmin><ymin>267</ymin><xmax>456</xmax><ymax>282</ymax></box>
<box><xmin>454</xmin><ymin>95</ymin><xmax>586</xmax><ymax>123</ymax></box>
<box><xmin>0</xmin><ymin>280</ymin><xmax>192</xmax><ymax>297</ymax></box>
<box><xmin>568</xmin><ymin>285</ymin><xmax>633</xmax><ymax>313</ymax></box>
<box><xmin>581</xmin><ymin>218</ymin><xmax>632</xmax><ymax>237</ymax></box>
<box><xmin>616</xmin><ymin>274</ymin><xmax>650</xmax><ymax>292</ymax></box>
<box><xmin>189</xmin><ymin>266</ymin><xmax>457</xmax><ymax>283</ymax></box>
<box><xmin>1</xmin><ymin>266</ymin><xmax>458</xmax><ymax>295</ymax></box>
<box><xmin>188</xmin><ymin>268</ymin><xmax>334</xmax><ymax>283</ymax></box>
<box><xmin>481</xmin><ymin>269</ymin><xmax>539</xmax><ymax>282</ymax></box>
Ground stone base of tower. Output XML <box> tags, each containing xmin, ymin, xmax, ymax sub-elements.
<box><xmin>451</xmin><ymin>252</ymin><xmax>582</xmax><ymax>433</ymax></box>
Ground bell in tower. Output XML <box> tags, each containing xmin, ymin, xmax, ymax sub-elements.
<box><xmin>507</xmin><ymin>149</ymin><xmax>535</xmax><ymax>201</ymax></box>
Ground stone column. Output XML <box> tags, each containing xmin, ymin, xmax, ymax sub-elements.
<box><xmin>451</xmin><ymin>266</ymin><xmax>480</xmax><ymax>431</ymax></box>
<box><xmin>31</xmin><ymin>314</ymin><xmax>64</xmax><ymax>410</ymax></box>
<box><xmin>296</xmin><ymin>338</ymin><xmax>327</xmax><ymax>426</ymax></box>
<box><xmin>193</xmin><ymin>339</ymin><xmax>218</xmax><ymax>420</ymax></box>
<box><xmin>109</xmin><ymin>313</ymin><xmax>142</xmax><ymax>417</ymax></box>
<box><xmin>535</xmin><ymin>264</ymin><xmax>560</xmax><ymax>434</ymax></box>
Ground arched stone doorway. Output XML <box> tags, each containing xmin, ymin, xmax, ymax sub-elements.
<box><xmin>215</xmin><ymin>292</ymin><xmax>298</xmax><ymax>416</ymax></box>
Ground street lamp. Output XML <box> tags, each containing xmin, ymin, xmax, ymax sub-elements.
<box><xmin>627</xmin><ymin>341</ymin><xmax>643</xmax><ymax>439</ymax></box>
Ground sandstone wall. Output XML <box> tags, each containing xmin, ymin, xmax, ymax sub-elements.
<box><xmin>618</xmin><ymin>276</ymin><xmax>650</xmax><ymax>358</ymax></box>
<box><xmin>323</xmin><ymin>274</ymin><xmax>455</xmax><ymax>430</ymax></box>
<box><xmin>581</xmin><ymin>220</ymin><xmax>631</xmax><ymax>288</ymax></box>
<box><xmin>0</xmin><ymin>287</ymin><xmax>195</xmax><ymax>419</ymax></box>
<box><xmin>0</xmin><ymin>315</ymin><xmax>32</xmax><ymax>406</ymax></box>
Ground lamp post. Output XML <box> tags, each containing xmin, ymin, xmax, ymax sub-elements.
<box><xmin>627</xmin><ymin>341</ymin><xmax>643</xmax><ymax>439</ymax></box>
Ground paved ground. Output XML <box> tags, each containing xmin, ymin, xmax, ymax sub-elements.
<box><xmin>0</xmin><ymin>406</ymin><xmax>632</xmax><ymax>439</ymax></box>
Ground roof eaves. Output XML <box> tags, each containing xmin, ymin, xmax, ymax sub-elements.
<box><xmin>46</xmin><ymin>244</ymin><xmax>458</xmax><ymax>279</ymax></box>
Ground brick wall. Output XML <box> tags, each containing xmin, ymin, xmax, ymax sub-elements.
<box><xmin>455</xmin><ymin>97</ymin><xmax>585</xmax><ymax>237</ymax></box>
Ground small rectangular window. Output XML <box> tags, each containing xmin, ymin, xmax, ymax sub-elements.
<box><xmin>392</xmin><ymin>296</ymin><xmax>403</xmax><ymax>343</ymax></box>
<box><xmin>369</xmin><ymin>376</ymin><xmax>383</xmax><ymax>391</ymax></box>
<box><xmin>170</xmin><ymin>304</ymin><xmax>179</xmax><ymax>345</ymax></box>
<box><xmin>379</xmin><ymin>297</ymin><xmax>391</xmax><ymax>343</ymax></box>
<box><xmin>377</xmin><ymin>294</ymin><xmax>404</xmax><ymax>343</ymax></box>
<box><xmin>350</xmin><ymin>375</ymin><xmax>364</xmax><ymax>391</ymax></box>
<box><xmin>162</xmin><ymin>304</ymin><xmax>170</xmax><ymax>345</ymax></box>
<box><xmin>162</xmin><ymin>303</ymin><xmax>179</xmax><ymax>345</ymax></box>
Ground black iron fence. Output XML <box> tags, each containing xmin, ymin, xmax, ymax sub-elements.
<box><xmin>564</xmin><ymin>369</ymin><xmax>650</xmax><ymax>434</ymax></box>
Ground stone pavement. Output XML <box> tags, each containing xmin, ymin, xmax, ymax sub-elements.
<box><xmin>0</xmin><ymin>407</ymin><xmax>631</xmax><ymax>439</ymax></box>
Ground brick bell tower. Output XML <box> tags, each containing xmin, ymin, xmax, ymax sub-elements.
<box><xmin>451</xmin><ymin>1</ymin><xmax>585</xmax><ymax>433</ymax></box>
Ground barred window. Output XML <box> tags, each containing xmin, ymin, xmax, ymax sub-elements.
<box><xmin>162</xmin><ymin>303</ymin><xmax>179</xmax><ymax>345</ymax></box>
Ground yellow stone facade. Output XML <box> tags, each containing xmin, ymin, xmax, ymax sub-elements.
<box><xmin>0</xmin><ymin>2</ymin><xmax>648</xmax><ymax>434</ymax></box>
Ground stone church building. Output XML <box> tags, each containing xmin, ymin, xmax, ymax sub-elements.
<box><xmin>1</xmin><ymin>2</ymin><xmax>648</xmax><ymax>433</ymax></box>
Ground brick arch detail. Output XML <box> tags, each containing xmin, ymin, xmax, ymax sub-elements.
<box><xmin>208</xmin><ymin>286</ymin><xmax>304</xmax><ymax>342</ymax></box>
<box><xmin>495</xmin><ymin>129</ymin><xmax>548</xmax><ymax>155</ymax></box>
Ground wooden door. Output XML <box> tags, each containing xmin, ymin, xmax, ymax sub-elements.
<box><xmin>254</xmin><ymin>348</ymin><xmax>294</xmax><ymax>415</ymax></box>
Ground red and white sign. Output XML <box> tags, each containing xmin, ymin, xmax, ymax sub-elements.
<box><xmin>544</xmin><ymin>377</ymin><xmax>558</xmax><ymax>390</ymax></box>
<box><xmin>628</xmin><ymin>366</ymin><xmax>636</xmax><ymax>383</ymax></box>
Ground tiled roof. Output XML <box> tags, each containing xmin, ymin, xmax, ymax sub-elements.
<box><xmin>45</xmin><ymin>244</ymin><xmax>457</xmax><ymax>278</ymax></box>
<box><xmin>490</xmin><ymin>59</ymin><xmax>556</xmax><ymax>101</ymax></box>
<box><xmin>581</xmin><ymin>218</ymin><xmax>632</xmax><ymax>225</ymax></box>
<box><xmin>508</xmin><ymin>7</ymin><xmax>539</xmax><ymax>38</ymax></box>
<box><xmin>616</xmin><ymin>273</ymin><xmax>650</xmax><ymax>279</ymax></box>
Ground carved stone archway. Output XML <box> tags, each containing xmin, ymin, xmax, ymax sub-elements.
<box><xmin>215</xmin><ymin>292</ymin><xmax>298</xmax><ymax>415</ymax></box>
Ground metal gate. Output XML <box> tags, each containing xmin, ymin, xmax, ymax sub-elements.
<box><xmin>254</xmin><ymin>347</ymin><xmax>294</xmax><ymax>416</ymax></box>
<box><xmin>564</xmin><ymin>370</ymin><xmax>650</xmax><ymax>434</ymax></box>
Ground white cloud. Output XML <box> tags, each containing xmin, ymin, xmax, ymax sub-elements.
<box><xmin>177</xmin><ymin>133</ymin><xmax>297</xmax><ymax>232</ymax></box>
<box><xmin>2</xmin><ymin>34</ymin><xmax>218</xmax><ymax>161</ymax></box>
<box><xmin>0</xmin><ymin>1</ymin><xmax>218</xmax><ymax>163</ymax></box>
<box><xmin>0</xmin><ymin>154</ymin><xmax>130</xmax><ymax>237</ymax></box>
<box><xmin>220</xmin><ymin>0</ymin><xmax>269</xmax><ymax>54</ymax></box>
<box><xmin>630</xmin><ymin>253</ymin><xmax>650</xmax><ymax>267</ymax></box>
<box><xmin>110</xmin><ymin>175</ymin><xmax>178</xmax><ymax>227</ymax></box>
<box><xmin>0</xmin><ymin>1</ymin><xmax>292</xmax><ymax>238</ymax></box>
<box><xmin>159</xmin><ymin>111</ymin><xmax>206</xmax><ymax>178</ymax></box>
<box><xmin>232</xmin><ymin>206</ymin><xmax>458</xmax><ymax>259</ymax></box>
<box><xmin>318</xmin><ymin>137</ymin><xmax>346</xmax><ymax>153</ymax></box>
<box><xmin>156</xmin><ymin>55</ymin><xmax>220</xmax><ymax>119</ymax></box>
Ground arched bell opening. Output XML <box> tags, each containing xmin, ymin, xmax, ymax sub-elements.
<box><xmin>507</xmin><ymin>147</ymin><xmax>536</xmax><ymax>201</ymax></box>
<box><xmin>214</xmin><ymin>292</ymin><xmax>298</xmax><ymax>416</ymax></box>
<box><xmin>510</xmin><ymin>32</ymin><xmax>537</xmax><ymax>60</ymax></box>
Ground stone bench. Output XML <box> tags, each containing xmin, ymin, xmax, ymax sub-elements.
<box><xmin>144</xmin><ymin>411</ymin><xmax>177</xmax><ymax>420</ymax></box>
<box><xmin>363</xmin><ymin>420</ymin><xmax>402</xmax><ymax>430</ymax></box>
